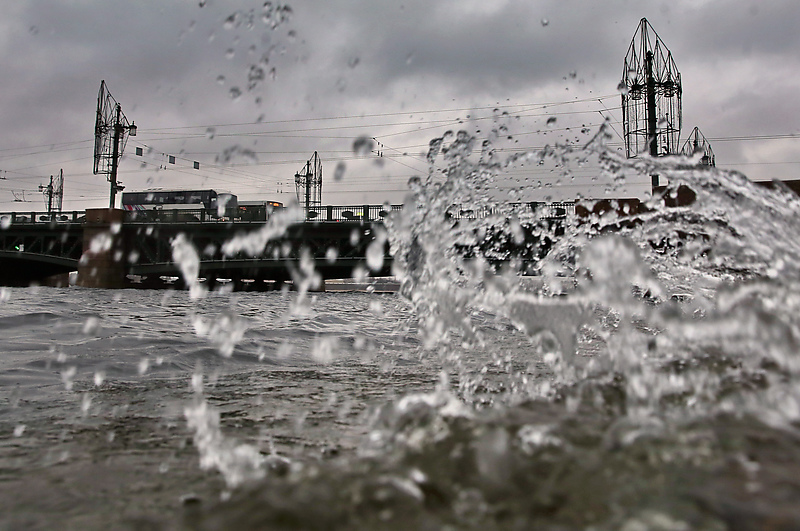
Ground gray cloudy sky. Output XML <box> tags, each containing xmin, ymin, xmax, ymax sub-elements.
<box><xmin>1</xmin><ymin>0</ymin><xmax>799</xmax><ymax>210</ymax></box>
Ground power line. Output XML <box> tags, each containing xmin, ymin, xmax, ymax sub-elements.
<box><xmin>136</xmin><ymin>94</ymin><xmax>622</xmax><ymax>133</ymax></box>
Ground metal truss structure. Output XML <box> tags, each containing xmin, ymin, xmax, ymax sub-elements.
<box><xmin>621</xmin><ymin>18</ymin><xmax>682</xmax><ymax>162</ymax></box>
<box><xmin>680</xmin><ymin>126</ymin><xmax>715</xmax><ymax>167</ymax></box>
<box><xmin>39</xmin><ymin>169</ymin><xmax>64</xmax><ymax>213</ymax></box>
<box><xmin>295</xmin><ymin>151</ymin><xmax>322</xmax><ymax>214</ymax></box>
<box><xmin>94</xmin><ymin>80</ymin><xmax>136</xmax><ymax>208</ymax></box>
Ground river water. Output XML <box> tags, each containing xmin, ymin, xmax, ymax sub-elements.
<box><xmin>3</xmin><ymin>133</ymin><xmax>800</xmax><ymax>530</ymax></box>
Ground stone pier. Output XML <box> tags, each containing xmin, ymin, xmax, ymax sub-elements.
<box><xmin>76</xmin><ymin>208</ymin><xmax>127</xmax><ymax>289</ymax></box>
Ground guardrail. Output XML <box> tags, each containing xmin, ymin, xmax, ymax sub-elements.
<box><xmin>0</xmin><ymin>211</ymin><xmax>85</xmax><ymax>225</ymax></box>
<box><xmin>444</xmin><ymin>201</ymin><xmax>576</xmax><ymax>220</ymax></box>
<box><xmin>305</xmin><ymin>204</ymin><xmax>403</xmax><ymax>222</ymax></box>
<box><xmin>1</xmin><ymin>201</ymin><xmax>576</xmax><ymax>227</ymax></box>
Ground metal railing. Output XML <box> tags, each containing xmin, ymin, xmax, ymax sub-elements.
<box><xmin>1</xmin><ymin>201</ymin><xmax>575</xmax><ymax>227</ymax></box>
<box><xmin>304</xmin><ymin>204</ymin><xmax>403</xmax><ymax>222</ymax></box>
<box><xmin>444</xmin><ymin>201</ymin><xmax>576</xmax><ymax>221</ymax></box>
<box><xmin>0</xmin><ymin>211</ymin><xmax>84</xmax><ymax>225</ymax></box>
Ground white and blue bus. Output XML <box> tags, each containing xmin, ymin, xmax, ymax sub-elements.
<box><xmin>122</xmin><ymin>189</ymin><xmax>238</xmax><ymax>218</ymax></box>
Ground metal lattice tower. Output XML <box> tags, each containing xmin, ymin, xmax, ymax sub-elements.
<box><xmin>622</xmin><ymin>18</ymin><xmax>683</xmax><ymax>185</ymax></box>
<box><xmin>94</xmin><ymin>80</ymin><xmax>136</xmax><ymax>208</ymax></box>
<box><xmin>39</xmin><ymin>169</ymin><xmax>64</xmax><ymax>213</ymax></box>
<box><xmin>295</xmin><ymin>151</ymin><xmax>323</xmax><ymax>213</ymax></box>
<box><xmin>680</xmin><ymin>126</ymin><xmax>715</xmax><ymax>167</ymax></box>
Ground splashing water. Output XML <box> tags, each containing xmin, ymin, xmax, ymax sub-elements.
<box><xmin>171</xmin><ymin>233</ymin><xmax>205</xmax><ymax>300</ymax></box>
<box><xmin>185</xmin><ymin>398</ymin><xmax>266</xmax><ymax>488</ymax></box>
<box><xmin>86</xmin><ymin>121</ymin><xmax>800</xmax><ymax>528</ymax></box>
<box><xmin>384</xmin><ymin>124</ymin><xmax>800</xmax><ymax>429</ymax></box>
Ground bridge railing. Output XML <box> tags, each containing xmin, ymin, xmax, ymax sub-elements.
<box><xmin>123</xmin><ymin>205</ymin><xmax>408</xmax><ymax>223</ymax></box>
<box><xmin>305</xmin><ymin>204</ymin><xmax>403</xmax><ymax>222</ymax></box>
<box><xmin>444</xmin><ymin>201</ymin><xmax>576</xmax><ymax>221</ymax></box>
<box><xmin>0</xmin><ymin>211</ymin><xmax>85</xmax><ymax>225</ymax></box>
<box><xmin>123</xmin><ymin>208</ymin><xmax>220</xmax><ymax>223</ymax></box>
<box><xmin>1</xmin><ymin>201</ymin><xmax>575</xmax><ymax>227</ymax></box>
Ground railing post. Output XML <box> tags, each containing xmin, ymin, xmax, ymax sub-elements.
<box><xmin>327</xmin><ymin>205</ymin><xmax>333</xmax><ymax>221</ymax></box>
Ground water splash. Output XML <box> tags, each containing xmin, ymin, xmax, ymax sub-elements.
<box><xmin>171</xmin><ymin>233</ymin><xmax>205</xmax><ymax>300</ymax></box>
<box><xmin>185</xmin><ymin>398</ymin><xmax>266</xmax><ymax>488</ymax></box>
<box><xmin>386</xmin><ymin>123</ymin><xmax>800</xmax><ymax>432</ymax></box>
<box><xmin>192</xmin><ymin>313</ymin><xmax>248</xmax><ymax>358</ymax></box>
<box><xmin>221</xmin><ymin>204</ymin><xmax>301</xmax><ymax>256</ymax></box>
<box><xmin>166</xmin><ymin>123</ymin><xmax>800</xmax><ymax>529</ymax></box>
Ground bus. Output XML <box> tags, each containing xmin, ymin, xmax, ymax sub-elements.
<box><xmin>238</xmin><ymin>200</ymin><xmax>284</xmax><ymax>221</ymax></box>
<box><xmin>121</xmin><ymin>189</ymin><xmax>238</xmax><ymax>218</ymax></box>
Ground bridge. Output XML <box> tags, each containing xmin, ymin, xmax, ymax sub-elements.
<box><xmin>0</xmin><ymin>202</ymin><xmax>573</xmax><ymax>290</ymax></box>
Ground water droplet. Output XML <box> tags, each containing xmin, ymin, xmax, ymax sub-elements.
<box><xmin>229</xmin><ymin>87</ymin><xmax>242</xmax><ymax>100</ymax></box>
<box><xmin>269</xmin><ymin>67</ymin><xmax>277</xmax><ymax>81</ymax></box>
<box><xmin>226</xmin><ymin>48</ymin><xmax>235</xmax><ymax>60</ymax></box>
<box><xmin>13</xmin><ymin>425</ymin><xmax>25</xmax><ymax>437</ymax></box>
<box><xmin>83</xmin><ymin>316</ymin><xmax>100</xmax><ymax>335</ymax></box>
<box><xmin>198</xmin><ymin>0</ymin><xmax>206</xmax><ymax>6</ymax></box>
<box><xmin>348</xmin><ymin>56</ymin><xmax>360</xmax><ymax>68</ymax></box>
<box><xmin>617</xmin><ymin>81</ymin><xmax>629</xmax><ymax>95</ymax></box>
<box><xmin>206</xmin><ymin>127</ymin><xmax>216</xmax><ymax>139</ymax></box>
<box><xmin>247</xmin><ymin>64</ymin><xmax>265</xmax><ymax>90</ymax></box>
<box><xmin>326</xmin><ymin>247</ymin><xmax>338</xmax><ymax>263</ymax></box>
<box><xmin>61</xmin><ymin>366</ymin><xmax>76</xmax><ymax>391</ymax></box>
<box><xmin>546</xmin><ymin>116</ymin><xmax>557</xmax><ymax>127</ymax></box>
<box><xmin>81</xmin><ymin>393</ymin><xmax>92</xmax><ymax>415</ymax></box>
<box><xmin>569</xmin><ymin>70</ymin><xmax>577</xmax><ymax>79</ymax></box>
<box><xmin>405</xmin><ymin>51</ymin><xmax>415</xmax><ymax>65</ymax></box>
<box><xmin>366</xmin><ymin>229</ymin><xmax>387</xmax><ymax>272</ymax></box>
<box><xmin>352</xmin><ymin>136</ymin><xmax>374</xmax><ymax>156</ymax></box>
<box><xmin>0</xmin><ymin>216</ymin><xmax>10</xmax><ymax>229</ymax></box>
<box><xmin>29</xmin><ymin>26</ymin><xmax>38</xmax><ymax>35</ymax></box>
<box><xmin>334</xmin><ymin>162</ymin><xmax>346</xmax><ymax>181</ymax></box>
<box><xmin>311</xmin><ymin>336</ymin><xmax>337</xmax><ymax>365</ymax></box>
<box><xmin>540</xmin><ymin>18</ymin><xmax>549</xmax><ymax>27</ymax></box>
<box><xmin>224</xmin><ymin>13</ymin><xmax>238</xmax><ymax>30</ymax></box>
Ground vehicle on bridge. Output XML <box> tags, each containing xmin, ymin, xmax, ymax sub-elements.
<box><xmin>122</xmin><ymin>189</ymin><xmax>238</xmax><ymax>221</ymax></box>
<box><xmin>238</xmin><ymin>200</ymin><xmax>284</xmax><ymax>221</ymax></box>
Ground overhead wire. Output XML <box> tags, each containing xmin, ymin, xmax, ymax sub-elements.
<box><xmin>3</xmin><ymin>91</ymin><xmax>800</xmax><ymax>209</ymax></box>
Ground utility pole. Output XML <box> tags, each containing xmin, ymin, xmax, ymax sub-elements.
<box><xmin>110</xmin><ymin>104</ymin><xmax>122</xmax><ymax>208</ymax></box>
<box><xmin>645</xmin><ymin>50</ymin><xmax>659</xmax><ymax>189</ymax></box>
<box><xmin>39</xmin><ymin>176</ymin><xmax>54</xmax><ymax>213</ymax></box>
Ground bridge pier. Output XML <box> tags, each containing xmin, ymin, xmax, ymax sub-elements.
<box><xmin>76</xmin><ymin>208</ymin><xmax>128</xmax><ymax>289</ymax></box>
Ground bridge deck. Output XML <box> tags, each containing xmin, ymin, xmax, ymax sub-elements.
<box><xmin>0</xmin><ymin>202</ymin><xmax>573</xmax><ymax>288</ymax></box>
